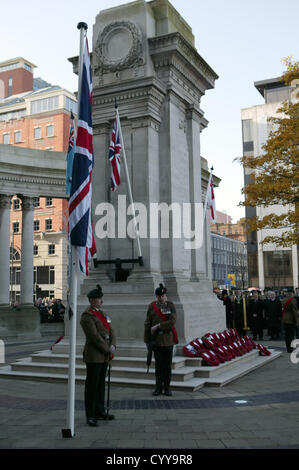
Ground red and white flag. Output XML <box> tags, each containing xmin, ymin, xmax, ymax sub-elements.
<box><xmin>208</xmin><ymin>175</ymin><xmax>216</xmax><ymax>223</ymax></box>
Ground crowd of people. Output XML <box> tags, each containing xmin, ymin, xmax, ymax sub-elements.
<box><xmin>216</xmin><ymin>287</ymin><xmax>299</xmax><ymax>353</ymax></box>
<box><xmin>34</xmin><ymin>297</ymin><xmax>65</xmax><ymax>323</ymax></box>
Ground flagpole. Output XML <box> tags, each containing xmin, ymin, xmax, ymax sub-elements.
<box><xmin>115</xmin><ymin>103</ymin><xmax>143</xmax><ymax>261</ymax></box>
<box><xmin>62</xmin><ymin>21</ymin><xmax>87</xmax><ymax>439</ymax></box>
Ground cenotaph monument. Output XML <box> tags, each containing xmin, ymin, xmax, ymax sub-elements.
<box><xmin>66</xmin><ymin>0</ymin><xmax>225</xmax><ymax>355</ymax></box>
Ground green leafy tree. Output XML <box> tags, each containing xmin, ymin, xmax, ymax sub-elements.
<box><xmin>238</xmin><ymin>58</ymin><xmax>299</xmax><ymax>247</ymax></box>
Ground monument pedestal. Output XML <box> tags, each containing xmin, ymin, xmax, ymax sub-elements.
<box><xmin>63</xmin><ymin>0</ymin><xmax>225</xmax><ymax>356</ymax></box>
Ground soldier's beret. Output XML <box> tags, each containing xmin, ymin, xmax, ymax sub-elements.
<box><xmin>155</xmin><ymin>283</ymin><xmax>167</xmax><ymax>296</ymax></box>
<box><xmin>87</xmin><ymin>284</ymin><xmax>103</xmax><ymax>299</ymax></box>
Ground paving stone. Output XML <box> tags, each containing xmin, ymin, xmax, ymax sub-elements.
<box><xmin>221</xmin><ymin>438</ymin><xmax>277</xmax><ymax>448</ymax></box>
<box><xmin>0</xmin><ymin>337</ymin><xmax>298</xmax><ymax>449</ymax></box>
<box><xmin>168</xmin><ymin>440</ymin><xmax>198</xmax><ymax>449</ymax></box>
<box><xmin>195</xmin><ymin>439</ymin><xmax>226</xmax><ymax>449</ymax></box>
<box><xmin>142</xmin><ymin>440</ymin><xmax>171</xmax><ymax>448</ymax></box>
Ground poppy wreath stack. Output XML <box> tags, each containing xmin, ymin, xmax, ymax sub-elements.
<box><xmin>183</xmin><ymin>328</ymin><xmax>271</xmax><ymax>365</ymax></box>
<box><xmin>182</xmin><ymin>343</ymin><xmax>200</xmax><ymax>358</ymax></box>
<box><xmin>189</xmin><ymin>338</ymin><xmax>221</xmax><ymax>366</ymax></box>
<box><xmin>257</xmin><ymin>344</ymin><xmax>271</xmax><ymax>356</ymax></box>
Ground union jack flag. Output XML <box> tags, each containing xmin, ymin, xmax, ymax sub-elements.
<box><xmin>108</xmin><ymin>113</ymin><xmax>122</xmax><ymax>191</ymax></box>
<box><xmin>65</xmin><ymin>112</ymin><xmax>75</xmax><ymax>197</ymax></box>
<box><xmin>68</xmin><ymin>37</ymin><xmax>96</xmax><ymax>275</ymax></box>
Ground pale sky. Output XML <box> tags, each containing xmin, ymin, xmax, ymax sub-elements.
<box><xmin>1</xmin><ymin>0</ymin><xmax>298</xmax><ymax>222</ymax></box>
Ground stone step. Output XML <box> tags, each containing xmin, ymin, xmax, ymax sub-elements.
<box><xmin>193</xmin><ymin>349</ymin><xmax>261</xmax><ymax>378</ymax></box>
<box><xmin>10</xmin><ymin>360</ymin><xmax>197</xmax><ymax>382</ymax></box>
<box><xmin>0</xmin><ymin>365</ymin><xmax>206</xmax><ymax>391</ymax></box>
<box><xmin>0</xmin><ymin>348</ymin><xmax>282</xmax><ymax>390</ymax></box>
<box><xmin>204</xmin><ymin>349</ymin><xmax>282</xmax><ymax>387</ymax></box>
<box><xmin>31</xmin><ymin>351</ymin><xmax>188</xmax><ymax>370</ymax></box>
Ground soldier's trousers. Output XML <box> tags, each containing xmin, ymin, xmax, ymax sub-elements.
<box><xmin>284</xmin><ymin>324</ymin><xmax>297</xmax><ymax>353</ymax></box>
<box><xmin>84</xmin><ymin>362</ymin><xmax>108</xmax><ymax>419</ymax></box>
<box><xmin>153</xmin><ymin>345</ymin><xmax>173</xmax><ymax>391</ymax></box>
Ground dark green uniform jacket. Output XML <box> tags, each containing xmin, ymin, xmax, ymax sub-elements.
<box><xmin>80</xmin><ymin>308</ymin><xmax>116</xmax><ymax>363</ymax></box>
<box><xmin>144</xmin><ymin>301</ymin><xmax>177</xmax><ymax>347</ymax></box>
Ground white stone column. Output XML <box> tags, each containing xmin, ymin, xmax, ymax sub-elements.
<box><xmin>20</xmin><ymin>196</ymin><xmax>35</xmax><ymax>305</ymax></box>
<box><xmin>0</xmin><ymin>195</ymin><xmax>11</xmax><ymax>305</ymax></box>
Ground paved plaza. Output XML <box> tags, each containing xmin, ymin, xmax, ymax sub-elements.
<box><xmin>0</xmin><ymin>337</ymin><xmax>299</xmax><ymax>451</ymax></box>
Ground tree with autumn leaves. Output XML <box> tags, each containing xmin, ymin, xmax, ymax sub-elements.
<box><xmin>238</xmin><ymin>57</ymin><xmax>299</xmax><ymax>247</ymax></box>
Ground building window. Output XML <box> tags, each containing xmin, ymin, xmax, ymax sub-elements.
<box><xmin>65</xmin><ymin>97</ymin><xmax>78</xmax><ymax>115</ymax></box>
<box><xmin>3</xmin><ymin>133</ymin><xmax>9</xmax><ymax>144</ymax></box>
<box><xmin>50</xmin><ymin>266</ymin><xmax>55</xmax><ymax>284</ymax></box>
<box><xmin>0</xmin><ymin>110</ymin><xmax>25</xmax><ymax>122</ymax></box>
<box><xmin>48</xmin><ymin>244</ymin><xmax>55</xmax><ymax>255</ymax></box>
<box><xmin>45</xmin><ymin>219</ymin><xmax>52</xmax><ymax>231</ymax></box>
<box><xmin>33</xmin><ymin>197</ymin><xmax>40</xmax><ymax>208</ymax></box>
<box><xmin>13</xmin><ymin>199</ymin><xmax>20</xmax><ymax>210</ymax></box>
<box><xmin>242</xmin><ymin>119</ymin><xmax>254</xmax><ymax>153</ymax></box>
<box><xmin>31</xmin><ymin>96</ymin><xmax>59</xmax><ymax>114</ymax></box>
<box><xmin>264</xmin><ymin>251</ymin><xmax>292</xmax><ymax>280</ymax></box>
<box><xmin>0</xmin><ymin>62</ymin><xmax>18</xmax><ymax>73</ymax></box>
<box><xmin>8</xmin><ymin>77</ymin><xmax>13</xmax><ymax>97</ymax></box>
<box><xmin>34</xmin><ymin>127</ymin><xmax>41</xmax><ymax>139</ymax></box>
<box><xmin>33</xmin><ymin>245</ymin><xmax>38</xmax><ymax>256</ymax></box>
<box><xmin>46</xmin><ymin>124</ymin><xmax>54</xmax><ymax>137</ymax></box>
<box><xmin>34</xmin><ymin>220</ymin><xmax>40</xmax><ymax>231</ymax></box>
<box><xmin>11</xmin><ymin>267</ymin><xmax>21</xmax><ymax>285</ymax></box>
<box><xmin>14</xmin><ymin>131</ymin><xmax>21</xmax><ymax>143</ymax></box>
<box><xmin>45</xmin><ymin>197</ymin><xmax>52</xmax><ymax>207</ymax></box>
<box><xmin>12</xmin><ymin>221</ymin><xmax>19</xmax><ymax>233</ymax></box>
<box><xmin>34</xmin><ymin>265</ymin><xmax>55</xmax><ymax>285</ymax></box>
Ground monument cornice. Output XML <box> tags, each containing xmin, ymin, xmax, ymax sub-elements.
<box><xmin>0</xmin><ymin>145</ymin><xmax>67</xmax><ymax>198</ymax></box>
<box><xmin>92</xmin><ymin>80</ymin><xmax>166</xmax><ymax>125</ymax></box>
<box><xmin>149</xmin><ymin>32</ymin><xmax>218</xmax><ymax>90</ymax></box>
<box><xmin>92</xmin><ymin>77</ymin><xmax>166</xmax><ymax>104</ymax></box>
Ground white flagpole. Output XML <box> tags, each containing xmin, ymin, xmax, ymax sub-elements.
<box><xmin>62</xmin><ymin>21</ymin><xmax>87</xmax><ymax>439</ymax></box>
<box><xmin>116</xmin><ymin>105</ymin><xmax>143</xmax><ymax>260</ymax></box>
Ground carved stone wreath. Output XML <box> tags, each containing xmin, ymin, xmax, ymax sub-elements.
<box><xmin>95</xmin><ymin>20</ymin><xmax>143</xmax><ymax>73</ymax></box>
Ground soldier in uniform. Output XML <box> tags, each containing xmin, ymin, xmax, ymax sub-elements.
<box><xmin>248</xmin><ymin>291</ymin><xmax>265</xmax><ymax>340</ymax></box>
<box><xmin>282</xmin><ymin>288</ymin><xmax>299</xmax><ymax>353</ymax></box>
<box><xmin>80</xmin><ymin>284</ymin><xmax>116</xmax><ymax>426</ymax></box>
<box><xmin>144</xmin><ymin>284</ymin><xmax>178</xmax><ymax>396</ymax></box>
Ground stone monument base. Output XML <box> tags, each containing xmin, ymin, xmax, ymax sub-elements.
<box><xmin>0</xmin><ymin>305</ymin><xmax>41</xmax><ymax>341</ymax></box>
<box><xmin>55</xmin><ymin>268</ymin><xmax>225</xmax><ymax>356</ymax></box>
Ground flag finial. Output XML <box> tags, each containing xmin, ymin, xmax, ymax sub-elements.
<box><xmin>77</xmin><ymin>22</ymin><xmax>88</xmax><ymax>30</ymax></box>
<box><xmin>115</xmin><ymin>98</ymin><xmax>118</xmax><ymax>109</ymax></box>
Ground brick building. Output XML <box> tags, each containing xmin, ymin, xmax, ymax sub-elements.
<box><xmin>211</xmin><ymin>213</ymin><xmax>247</xmax><ymax>243</ymax></box>
<box><xmin>0</xmin><ymin>57</ymin><xmax>77</xmax><ymax>303</ymax></box>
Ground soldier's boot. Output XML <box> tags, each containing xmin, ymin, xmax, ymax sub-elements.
<box><xmin>153</xmin><ymin>377</ymin><xmax>163</xmax><ymax>396</ymax></box>
<box><xmin>164</xmin><ymin>376</ymin><xmax>172</xmax><ymax>396</ymax></box>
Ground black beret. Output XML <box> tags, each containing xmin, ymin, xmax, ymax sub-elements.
<box><xmin>155</xmin><ymin>283</ymin><xmax>167</xmax><ymax>296</ymax></box>
<box><xmin>87</xmin><ymin>284</ymin><xmax>103</xmax><ymax>299</ymax></box>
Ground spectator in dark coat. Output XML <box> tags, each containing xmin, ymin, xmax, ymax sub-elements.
<box><xmin>264</xmin><ymin>291</ymin><xmax>282</xmax><ymax>340</ymax></box>
<box><xmin>221</xmin><ymin>290</ymin><xmax>233</xmax><ymax>329</ymax></box>
<box><xmin>247</xmin><ymin>291</ymin><xmax>265</xmax><ymax>340</ymax></box>
<box><xmin>52</xmin><ymin>299</ymin><xmax>65</xmax><ymax>322</ymax></box>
